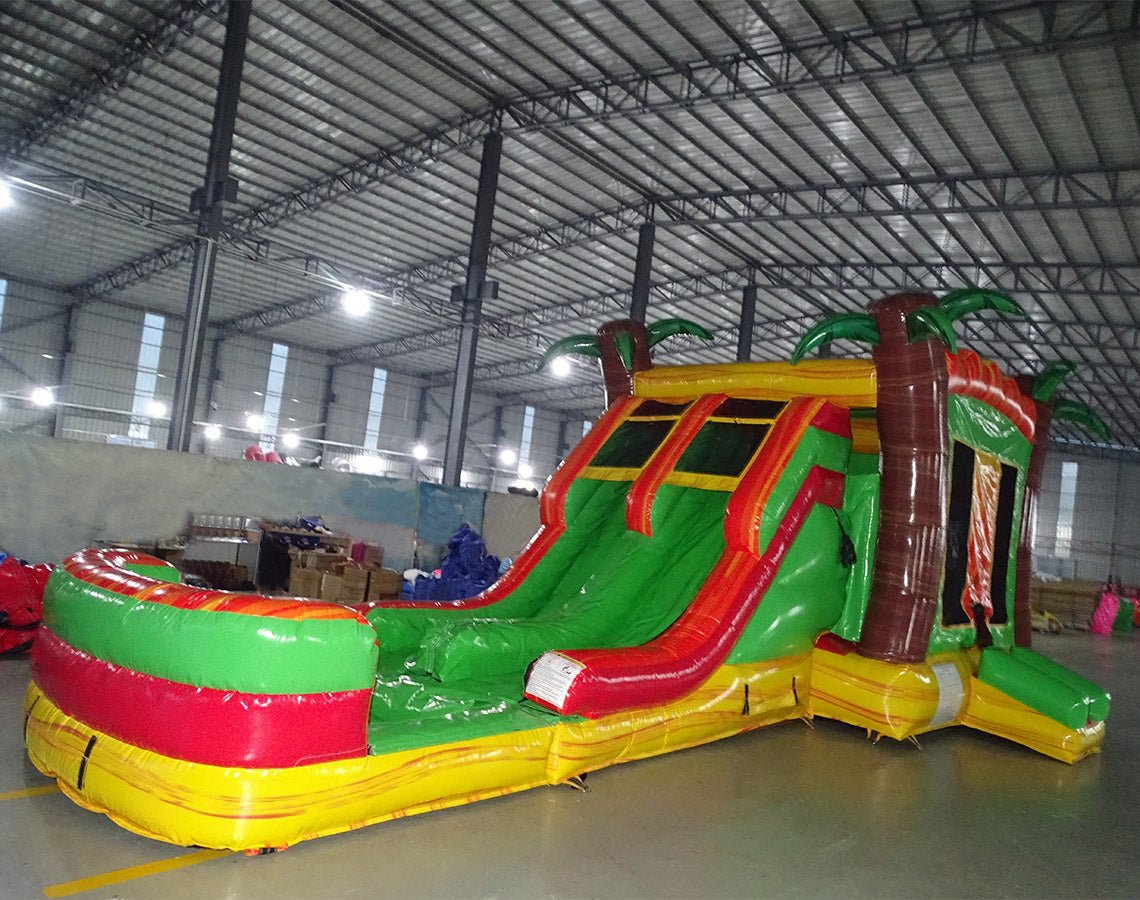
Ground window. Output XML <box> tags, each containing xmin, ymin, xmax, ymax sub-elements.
<box><xmin>988</xmin><ymin>463</ymin><xmax>1020</xmax><ymax>625</ymax></box>
<box><xmin>363</xmin><ymin>367</ymin><xmax>388</xmax><ymax>450</ymax></box>
<box><xmin>1055</xmin><ymin>461</ymin><xmax>1079</xmax><ymax>558</ymax></box>
<box><xmin>941</xmin><ymin>441</ymin><xmax>976</xmax><ymax>626</ymax></box>
<box><xmin>582</xmin><ymin>420</ymin><xmax>592</xmax><ymax>437</ymax></box>
<box><xmin>128</xmin><ymin>313</ymin><xmax>165</xmax><ymax>440</ymax></box>
<box><xmin>262</xmin><ymin>343</ymin><xmax>289</xmax><ymax>441</ymax></box>
<box><xmin>591</xmin><ymin>419</ymin><xmax>673</xmax><ymax>468</ymax></box>
<box><xmin>519</xmin><ymin>405</ymin><xmax>535</xmax><ymax>463</ymax></box>
<box><xmin>674</xmin><ymin>421</ymin><xmax>770</xmax><ymax>477</ymax></box>
<box><xmin>0</xmin><ymin>278</ymin><xmax>7</xmax><ymax>332</ymax></box>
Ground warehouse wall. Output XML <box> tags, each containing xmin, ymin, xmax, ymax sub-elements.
<box><xmin>1033</xmin><ymin>446</ymin><xmax>1140</xmax><ymax>585</ymax></box>
<box><xmin>0</xmin><ymin>276</ymin><xmax>583</xmax><ymax>489</ymax></box>
<box><xmin>0</xmin><ymin>432</ymin><xmax>539</xmax><ymax>571</ymax></box>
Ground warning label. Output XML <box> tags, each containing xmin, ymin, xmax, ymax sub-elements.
<box><xmin>526</xmin><ymin>652</ymin><xmax>585</xmax><ymax>710</ymax></box>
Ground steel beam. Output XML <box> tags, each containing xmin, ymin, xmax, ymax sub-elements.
<box><xmin>629</xmin><ymin>221</ymin><xmax>656</xmax><ymax>322</ymax></box>
<box><xmin>442</xmin><ymin>131</ymin><xmax>502</xmax><ymax>487</ymax></box>
<box><xmin>1</xmin><ymin>1</ymin><xmax>223</xmax><ymax>164</ymax></box>
<box><xmin>50</xmin><ymin>305</ymin><xmax>76</xmax><ymax>438</ymax></box>
<box><xmin>737</xmin><ymin>284</ymin><xmax>757</xmax><ymax>362</ymax></box>
<box><xmin>65</xmin><ymin>3</ymin><xmax>1136</xmax><ymax>302</ymax></box>
<box><xmin>167</xmin><ymin>0</ymin><xmax>250</xmax><ymax>452</ymax></box>
<box><xmin>194</xmin><ymin>165</ymin><xmax>1140</xmax><ymax>341</ymax></box>
<box><xmin>316</xmin><ymin>363</ymin><xmax>336</xmax><ymax>445</ymax></box>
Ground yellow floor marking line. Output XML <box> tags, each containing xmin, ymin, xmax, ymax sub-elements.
<box><xmin>42</xmin><ymin>849</ymin><xmax>231</xmax><ymax>898</ymax></box>
<box><xmin>0</xmin><ymin>784</ymin><xmax>60</xmax><ymax>800</ymax></box>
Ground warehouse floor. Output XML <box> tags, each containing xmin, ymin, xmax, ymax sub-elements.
<box><xmin>3</xmin><ymin>631</ymin><xmax>1137</xmax><ymax>899</ymax></box>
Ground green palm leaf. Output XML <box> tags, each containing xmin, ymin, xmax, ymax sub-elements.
<box><xmin>790</xmin><ymin>313</ymin><xmax>878</xmax><ymax>364</ymax></box>
<box><xmin>939</xmin><ymin>287</ymin><xmax>1025</xmax><ymax>323</ymax></box>
<box><xmin>614</xmin><ymin>331</ymin><xmax>635</xmax><ymax>369</ymax></box>
<box><xmin>1052</xmin><ymin>399</ymin><xmax>1111</xmax><ymax>442</ymax></box>
<box><xmin>646</xmin><ymin>317</ymin><xmax>715</xmax><ymax>349</ymax></box>
<box><xmin>1031</xmin><ymin>360</ymin><xmax>1078</xmax><ymax>403</ymax></box>
<box><xmin>537</xmin><ymin>334</ymin><xmax>601</xmax><ymax>372</ymax></box>
<box><xmin>906</xmin><ymin>305</ymin><xmax>958</xmax><ymax>352</ymax></box>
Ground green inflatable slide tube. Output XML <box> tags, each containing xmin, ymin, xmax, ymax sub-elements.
<box><xmin>977</xmin><ymin>648</ymin><xmax>1109</xmax><ymax>731</ymax></box>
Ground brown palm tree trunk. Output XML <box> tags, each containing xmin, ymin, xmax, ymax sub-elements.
<box><xmin>1012</xmin><ymin>376</ymin><xmax>1052</xmax><ymax>648</ymax></box>
<box><xmin>857</xmin><ymin>293</ymin><xmax>950</xmax><ymax>664</ymax></box>
<box><xmin>596</xmin><ymin>319</ymin><xmax>652</xmax><ymax>406</ymax></box>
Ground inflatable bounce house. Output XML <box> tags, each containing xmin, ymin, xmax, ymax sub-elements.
<box><xmin>24</xmin><ymin>290</ymin><xmax>1111</xmax><ymax>852</ymax></box>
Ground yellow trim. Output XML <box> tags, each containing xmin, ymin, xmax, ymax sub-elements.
<box><xmin>634</xmin><ymin>360</ymin><xmax>877</xmax><ymax>407</ymax></box>
<box><xmin>0</xmin><ymin>783</ymin><xmax>59</xmax><ymax>800</ymax></box>
<box><xmin>661</xmin><ymin>471</ymin><xmax>739</xmax><ymax>492</ymax></box>
<box><xmin>25</xmin><ymin>657</ymin><xmax>810</xmax><ymax>851</ymax></box>
<box><xmin>579</xmin><ymin>466</ymin><xmax>641</xmax><ymax>482</ymax></box>
<box><xmin>706</xmin><ymin>416</ymin><xmax>777</xmax><ymax>424</ymax></box>
<box><xmin>849</xmin><ymin>417</ymin><xmax>879</xmax><ymax>454</ymax></box>
<box><xmin>43</xmin><ymin>849</ymin><xmax>230</xmax><ymax>898</ymax></box>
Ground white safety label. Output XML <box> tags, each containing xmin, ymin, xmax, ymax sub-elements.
<box><xmin>526</xmin><ymin>652</ymin><xmax>585</xmax><ymax>710</ymax></box>
<box><xmin>928</xmin><ymin>662</ymin><xmax>966</xmax><ymax>728</ymax></box>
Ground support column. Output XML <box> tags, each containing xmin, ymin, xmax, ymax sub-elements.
<box><xmin>197</xmin><ymin>334</ymin><xmax>224</xmax><ymax>452</ymax></box>
<box><xmin>442</xmin><ymin>130</ymin><xmax>502</xmax><ymax>486</ymax></box>
<box><xmin>51</xmin><ymin>305</ymin><xmax>76</xmax><ymax>438</ymax></box>
<box><xmin>413</xmin><ymin>385</ymin><xmax>430</xmax><ymax>441</ymax></box>
<box><xmin>167</xmin><ymin>0</ymin><xmax>250</xmax><ymax>452</ymax></box>
<box><xmin>737</xmin><ymin>284</ymin><xmax>757</xmax><ymax>362</ymax></box>
<box><xmin>316</xmin><ymin>362</ymin><xmax>336</xmax><ymax>446</ymax></box>
<box><xmin>629</xmin><ymin>221</ymin><xmax>655</xmax><ymax>323</ymax></box>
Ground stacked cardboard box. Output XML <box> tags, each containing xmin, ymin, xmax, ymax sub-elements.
<box><xmin>287</xmin><ymin>547</ymin><xmax>403</xmax><ymax>605</ymax></box>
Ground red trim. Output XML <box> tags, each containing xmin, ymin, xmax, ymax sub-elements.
<box><xmin>946</xmin><ymin>348</ymin><xmax>1035</xmax><ymax>441</ymax></box>
<box><xmin>373</xmin><ymin>395</ymin><xmax>642</xmax><ymax>611</ymax></box>
<box><xmin>626</xmin><ymin>394</ymin><xmax>725</xmax><ymax>536</ymax></box>
<box><xmin>62</xmin><ymin>549</ymin><xmax>368</xmax><ymax>624</ymax></box>
<box><xmin>527</xmin><ymin>465</ymin><xmax>845</xmax><ymax>717</ymax></box>
<box><xmin>31</xmin><ymin>627</ymin><xmax>370</xmax><ymax>767</ymax></box>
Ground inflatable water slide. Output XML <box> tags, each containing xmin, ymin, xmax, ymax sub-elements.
<box><xmin>24</xmin><ymin>291</ymin><xmax>1110</xmax><ymax>851</ymax></box>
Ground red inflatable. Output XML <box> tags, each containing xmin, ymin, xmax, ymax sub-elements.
<box><xmin>0</xmin><ymin>556</ymin><xmax>51</xmax><ymax>655</ymax></box>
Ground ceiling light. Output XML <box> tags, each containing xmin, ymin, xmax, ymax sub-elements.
<box><xmin>245</xmin><ymin>413</ymin><xmax>265</xmax><ymax>432</ymax></box>
<box><xmin>341</xmin><ymin>288</ymin><xmax>371</xmax><ymax>317</ymax></box>
<box><xmin>550</xmin><ymin>356</ymin><xmax>571</xmax><ymax>378</ymax></box>
<box><xmin>281</xmin><ymin>431</ymin><xmax>301</xmax><ymax>449</ymax></box>
<box><xmin>30</xmin><ymin>387</ymin><xmax>54</xmax><ymax>407</ymax></box>
<box><xmin>146</xmin><ymin>400</ymin><xmax>167</xmax><ymax>418</ymax></box>
<box><xmin>412</xmin><ymin>443</ymin><xmax>429</xmax><ymax>460</ymax></box>
<box><xmin>253</xmin><ymin>390</ymin><xmax>264</xmax><ymax>397</ymax></box>
<box><xmin>518</xmin><ymin>461</ymin><xmax>534</xmax><ymax>479</ymax></box>
<box><xmin>498</xmin><ymin>447</ymin><xmax>517</xmax><ymax>467</ymax></box>
<box><xmin>41</xmin><ymin>353</ymin><xmax>54</xmax><ymax>360</ymax></box>
<box><xmin>203</xmin><ymin>423</ymin><xmax>222</xmax><ymax>441</ymax></box>
<box><xmin>0</xmin><ymin>180</ymin><xmax>13</xmax><ymax>210</ymax></box>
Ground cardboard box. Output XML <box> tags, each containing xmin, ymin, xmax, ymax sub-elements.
<box><xmin>339</xmin><ymin>565</ymin><xmax>370</xmax><ymax>604</ymax></box>
<box><xmin>290</xmin><ymin>567</ymin><xmax>322</xmax><ymax>599</ymax></box>
<box><xmin>367</xmin><ymin>568</ymin><xmax>404</xmax><ymax>602</ymax></box>
<box><xmin>320</xmin><ymin>573</ymin><xmax>344</xmax><ymax>601</ymax></box>
<box><xmin>361</xmin><ymin>542</ymin><xmax>384</xmax><ymax>566</ymax></box>
<box><xmin>302</xmin><ymin>551</ymin><xmax>344</xmax><ymax>572</ymax></box>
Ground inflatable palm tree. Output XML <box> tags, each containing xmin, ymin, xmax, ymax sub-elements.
<box><xmin>1012</xmin><ymin>361</ymin><xmax>1110</xmax><ymax>647</ymax></box>
<box><xmin>791</xmin><ymin>288</ymin><xmax>1024</xmax><ymax>663</ymax></box>
<box><xmin>540</xmin><ymin>317</ymin><xmax>713</xmax><ymax>406</ymax></box>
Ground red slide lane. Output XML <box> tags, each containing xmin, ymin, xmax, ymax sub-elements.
<box><xmin>527</xmin><ymin>465</ymin><xmax>845</xmax><ymax>717</ymax></box>
<box><xmin>32</xmin><ymin>627</ymin><xmax>371</xmax><ymax>767</ymax></box>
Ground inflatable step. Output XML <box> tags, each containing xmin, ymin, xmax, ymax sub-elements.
<box><xmin>976</xmin><ymin>647</ymin><xmax>1109</xmax><ymax>731</ymax></box>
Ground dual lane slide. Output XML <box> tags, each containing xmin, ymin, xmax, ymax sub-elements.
<box><xmin>365</xmin><ymin>393</ymin><xmax>852</xmax><ymax>736</ymax></box>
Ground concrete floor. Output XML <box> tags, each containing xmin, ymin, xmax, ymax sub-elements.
<box><xmin>3</xmin><ymin>631</ymin><xmax>1137</xmax><ymax>899</ymax></box>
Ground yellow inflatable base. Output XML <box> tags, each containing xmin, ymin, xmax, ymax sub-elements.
<box><xmin>25</xmin><ymin>654</ymin><xmax>811</xmax><ymax>851</ymax></box>
<box><xmin>807</xmin><ymin>645</ymin><xmax>1104</xmax><ymax>764</ymax></box>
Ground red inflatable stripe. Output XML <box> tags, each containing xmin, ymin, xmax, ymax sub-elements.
<box><xmin>530</xmin><ymin>465</ymin><xmax>845</xmax><ymax>717</ymax></box>
<box><xmin>32</xmin><ymin>627</ymin><xmax>370</xmax><ymax>768</ymax></box>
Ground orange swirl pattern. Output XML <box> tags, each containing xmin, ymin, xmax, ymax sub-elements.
<box><xmin>946</xmin><ymin>347</ymin><xmax>1036</xmax><ymax>441</ymax></box>
<box><xmin>62</xmin><ymin>549</ymin><xmax>368</xmax><ymax>623</ymax></box>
